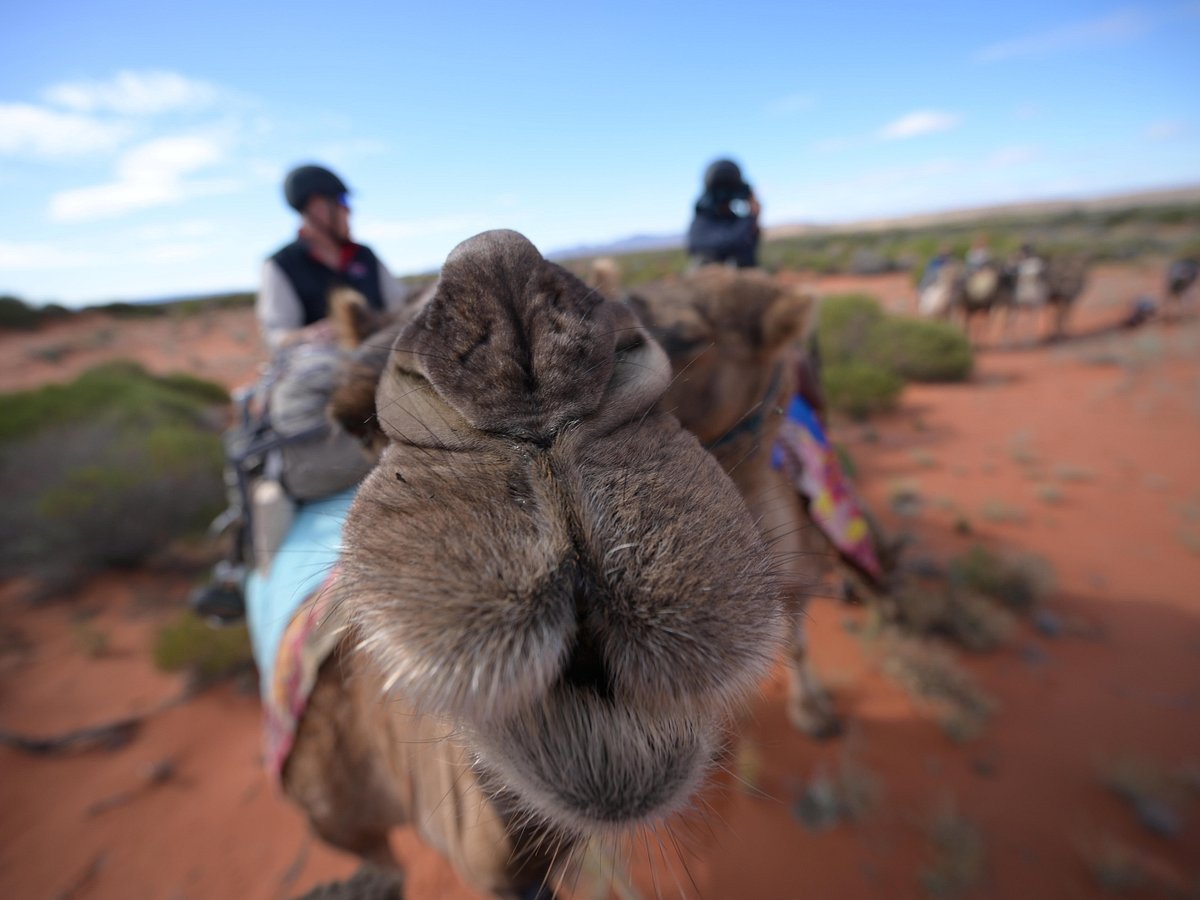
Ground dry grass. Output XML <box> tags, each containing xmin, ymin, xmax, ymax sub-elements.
<box><xmin>979</xmin><ymin>499</ymin><xmax>1027</xmax><ymax>524</ymax></box>
<box><xmin>921</xmin><ymin>801</ymin><xmax>985</xmax><ymax>898</ymax></box>
<box><xmin>153</xmin><ymin>611</ymin><xmax>255</xmax><ymax>687</ymax></box>
<box><xmin>893</xmin><ymin>580</ymin><xmax>1015</xmax><ymax>652</ymax></box>
<box><xmin>1035</xmin><ymin>484</ymin><xmax>1065</xmax><ymax>505</ymax></box>
<box><xmin>1007</xmin><ymin>430</ymin><xmax>1039</xmax><ymax>467</ymax></box>
<box><xmin>889</xmin><ymin>478</ymin><xmax>924</xmax><ymax>517</ymax></box>
<box><xmin>910</xmin><ymin>449</ymin><xmax>939</xmax><ymax>469</ymax></box>
<box><xmin>875</xmin><ymin>630</ymin><xmax>996</xmax><ymax>741</ymax></box>
<box><xmin>1078</xmin><ymin>834</ymin><xmax>1190</xmax><ymax>896</ymax></box>
<box><xmin>947</xmin><ymin>544</ymin><xmax>1054</xmax><ymax>613</ymax></box>
<box><xmin>1097</xmin><ymin>755</ymin><xmax>1195</xmax><ymax>838</ymax></box>
<box><xmin>1054</xmin><ymin>463</ymin><xmax>1095</xmax><ymax>482</ymax></box>
<box><xmin>72</xmin><ymin>620</ymin><xmax>111</xmax><ymax>659</ymax></box>
<box><xmin>793</xmin><ymin>745</ymin><xmax>883</xmax><ymax>832</ymax></box>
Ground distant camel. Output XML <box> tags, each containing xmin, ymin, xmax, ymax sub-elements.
<box><xmin>950</xmin><ymin>261</ymin><xmax>1017</xmax><ymax>344</ymax></box>
<box><xmin>1008</xmin><ymin>252</ymin><xmax>1088</xmax><ymax>343</ymax></box>
<box><xmin>1165</xmin><ymin>257</ymin><xmax>1198</xmax><ymax>319</ymax></box>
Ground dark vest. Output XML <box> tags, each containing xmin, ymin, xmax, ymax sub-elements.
<box><xmin>269</xmin><ymin>240</ymin><xmax>386</xmax><ymax>326</ymax></box>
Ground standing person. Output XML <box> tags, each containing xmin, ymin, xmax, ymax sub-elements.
<box><xmin>259</xmin><ymin>163</ymin><xmax>411</xmax><ymax>350</ymax></box>
<box><xmin>686</xmin><ymin>158</ymin><xmax>762</xmax><ymax>269</ymax></box>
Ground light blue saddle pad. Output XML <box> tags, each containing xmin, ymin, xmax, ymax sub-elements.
<box><xmin>246</xmin><ymin>487</ymin><xmax>357</xmax><ymax>696</ymax></box>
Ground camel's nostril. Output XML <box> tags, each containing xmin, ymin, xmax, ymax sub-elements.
<box><xmin>561</xmin><ymin>626</ymin><xmax>612</xmax><ymax>701</ymax></box>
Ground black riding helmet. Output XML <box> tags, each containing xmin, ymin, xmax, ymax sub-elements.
<box><xmin>704</xmin><ymin>158</ymin><xmax>747</xmax><ymax>191</ymax></box>
<box><xmin>283</xmin><ymin>164</ymin><xmax>349</xmax><ymax>213</ymax></box>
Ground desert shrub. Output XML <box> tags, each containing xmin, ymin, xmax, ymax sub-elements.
<box><xmin>875</xmin><ymin>629</ymin><xmax>995</xmax><ymax>740</ymax></box>
<box><xmin>816</xmin><ymin>293</ymin><xmax>886</xmax><ymax>366</ymax></box>
<box><xmin>169</xmin><ymin>292</ymin><xmax>256</xmax><ymax>316</ymax></box>
<box><xmin>97</xmin><ymin>301</ymin><xmax>167</xmax><ymax>319</ymax></box>
<box><xmin>818</xmin><ymin>293</ymin><xmax>973</xmax><ymax>386</ymax></box>
<box><xmin>923</xmin><ymin>803</ymin><xmax>985</xmax><ymax>898</ymax></box>
<box><xmin>154</xmin><ymin>611</ymin><xmax>254</xmax><ymax>685</ymax></box>
<box><xmin>822</xmin><ymin>362</ymin><xmax>904</xmax><ymax>419</ymax></box>
<box><xmin>815</xmin><ymin>293</ymin><xmax>970</xmax><ymax>418</ymax></box>
<box><xmin>0</xmin><ymin>296</ymin><xmax>44</xmax><ymax>331</ymax></box>
<box><xmin>0</xmin><ymin>362</ymin><xmax>228</xmax><ymax>588</ymax></box>
<box><xmin>0</xmin><ymin>360</ymin><xmax>227</xmax><ymax>442</ymax></box>
<box><xmin>867</xmin><ymin>316</ymin><xmax>973</xmax><ymax>382</ymax></box>
<box><xmin>947</xmin><ymin>544</ymin><xmax>1053</xmax><ymax>613</ymax></box>
<box><xmin>895</xmin><ymin>582</ymin><xmax>1015</xmax><ymax>652</ymax></box>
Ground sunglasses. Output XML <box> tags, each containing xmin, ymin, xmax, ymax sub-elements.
<box><xmin>337</xmin><ymin>192</ymin><xmax>351</xmax><ymax>209</ymax></box>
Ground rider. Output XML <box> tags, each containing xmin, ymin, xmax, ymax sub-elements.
<box><xmin>685</xmin><ymin>158</ymin><xmax>762</xmax><ymax>269</ymax></box>
<box><xmin>192</xmin><ymin>166</ymin><xmax>410</xmax><ymax>623</ymax></box>
<box><xmin>258</xmin><ymin>164</ymin><xmax>411</xmax><ymax>350</ymax></box>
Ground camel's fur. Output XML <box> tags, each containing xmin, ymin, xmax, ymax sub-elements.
<box><xmin>613</xmin><ymin>266</ymin><xmax>847</xmax><ymax>737</ymax></box>
<box><xmin>283</xmin><ymin>232</ymin><xmax>789</xmax><ymax>897</ymax></box>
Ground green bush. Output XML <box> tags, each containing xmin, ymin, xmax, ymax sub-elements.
<box><xmin>815</xmin><ymin>294</ymin><xmax>972</xmax><ymax>416</ymax></box>
<box><xmin>154</xmin><ymin>611</ymin><xmax>254</xmax><ymax>685</ymax></box>
<box><xmin>97</xmin><ymin>301</ymin><xmax>167</xmax><ymax>319</ymax></box>
<box><xmin>822</xmin><ymin>362</ymin><xmax>904</xmax><ymax>420</ymax></box>
<box><xmin>0</xmin><ymin>360</ymin><xmax>228</xmax><ymax>443</ymax></box>
<box><xmin>816</xmin><ymin>293</ymin><xmax>885</xmax><ymax>366</ymax></box>
<box><xmin>867</xmin><ymin>316</ymin><xmax>973</xmax><ymax>382</ymax></box>
<box><xmin>0</xmin><ymin>362</ymin><xmax>228</xmax><ymax>588</ymax></box>
<box><xmin>0</xmin><ymin>296</ymin><xmax>43</xmax><ymax>330</ymax></box>
<box><xmin>947</xmin><ymin>544</ymin><xmax>1054</xmax><ymax>613</ymax></box>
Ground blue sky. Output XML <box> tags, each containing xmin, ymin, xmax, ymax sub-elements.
<box><xmin>2</xmin><ymin>1</ymin><xmax>1198</xmax><ymax>307</ymax></box>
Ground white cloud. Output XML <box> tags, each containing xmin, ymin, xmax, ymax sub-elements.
<box><xmin>0</xmin><ymin>103</ymin><xmax>132</xmax><ymax>157</ymax></box>
<box><xmin>976</xmin><ymin>10</ymin><xmax>1154</xmax><ymax>62</ymax></box>
<box><xmin>116</xmin><ymin>134</ymin><xmax>223</xmax><ymax>180</ymax></box>
<box><xmin>812</xmin><ymin>135</ymin><xmax>855</xmax><ymax>153</ymax></box>
<box><xmin>51</xmin><ymin>181</ymin><xmax>178</xmax><ymax>222</ymax></box>
<box><xmin>765</xmin><ymin>93</ymin><xmax>816</xmax><ymax>116</ymax></box>
<box><xmin>1144</xmin><ymin>119</ymin><xmax>1186</xmax><ymax>141</ymax></box>
<box><xmin>985</xmin><ymin>145</ymin><xmax>1040</xmax><ymax>168</ymax></box>
<box><xmin>131</xmin><ymin>219</ymin><xmax>219</xmax><ymax>241</ymax></box>
<box><xmin>0</xmin><ymin>240</ymin><xmax>106</xmax><ymax>270</ymax></box>
<box><xmin>43</xmin><ymin>70</ymin><xmax>218</xmax><ymax>116</ymax></box>
<box><xmin>878</xmin><ymin>110</ymin><xmax>961</xmax><ymax>140</ymax></box>
<box><xmin>49</xmin><ymin>134</ymin><xmax>235</xmax><ymax>221</ymax></box>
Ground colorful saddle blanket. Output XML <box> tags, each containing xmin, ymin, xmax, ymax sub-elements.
<box><xmin>245</xmin><ymin>487</ymin><xmax>356</xmax><ymax>781</ymax></box>
<box><xmin>773</xmin><ymin>395</ymin><xmax>883</xmax><ymax>581</ymax></box>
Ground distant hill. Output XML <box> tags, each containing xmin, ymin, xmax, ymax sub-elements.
<box><xmin>545</xmin><ymin>183</ymin><xmax>1200</xmax><ymax>260</ymax></box>
<box><xmin>765</xmin><ymin>183</ymin><xmax>1200</xmax><ymax>240</ymax></box>
<box><xmin>547</xmin><ymin>232</ymin><xmax>683</xmax><ymax>260</ymax></box>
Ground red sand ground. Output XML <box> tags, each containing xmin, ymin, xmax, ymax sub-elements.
<box><xmin>1</xmin><ymin>262</ymin><xmax>1197</xmax><ymax>899</ymax></box>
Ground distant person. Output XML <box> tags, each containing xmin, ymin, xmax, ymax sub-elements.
<box><xmin>1165</xmin><ymin>257</ymin><xmax>1198</xmax><ymax>318</ymax></box>
<box><xmin>686</xmin><ymin>158</ymin><xmax>762</xmax><ymax>269</ymax></box>
<box><xmin>1013</xmin><ymin>242</ymin><xmax>1047</xmax><ymax>307</ymax></box>
<box><xmin>965</xmin><ymin>236</ymin><xmax>991</xmax><ymax>273</ymax></box>
<box><xmin>190</xmin><ymin>164</ymin><xmax>412</xmax><ymax>622</ymax></box>
<box><xmin>918</xmin><ymin>246</ymin><xmax>952</xmax><ymax>292</ymax></box>
<box><xmin>916</xmin><ymin>246</ymin><xmax>957</xmax><ymax>317</ymax></box>
<box><xmin>258</xmin><ymin>164</ymin><xmax>411</xmax><ymax>351</ymax></box>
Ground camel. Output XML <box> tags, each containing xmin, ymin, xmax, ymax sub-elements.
<box><xmin>951</xmin><ymin>261</ymin><xmax>1017</xmax><ymax>344</ymax></box>
<box><xmin>602</xmin><ymin>264</ymin><xmax>892</xmax><ymax>738</ymax></box>
<box><xmin>922</xmin><ymin>253</ymin><xmax>1087</xmax><ymax>346</ymax></box>
<box><xmin>1009</xmin><ymin>252</ymin><xmax>1089</xmax><ymax>344</ymax></box>
<box><xmin>1164</xmin><ymin>257</ymin><xmax>1198</xmax><ymax>320</ymax></box>
<box><xmin>270</xmin><ymin>230</ymin><xmax>791</xmax><ymax>898</ymax></box>
<box><xmin>917</xmin><ymin>259</ymin><xmax>962</xmax><ymax>319</ymax></box>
